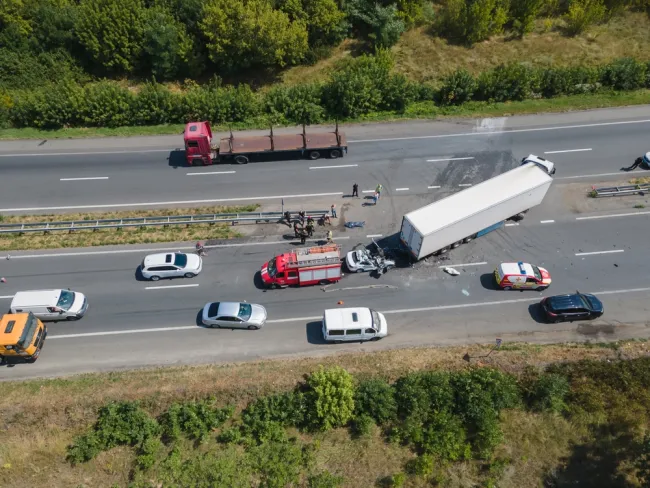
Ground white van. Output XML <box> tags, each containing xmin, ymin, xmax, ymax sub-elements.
<box><xmin>10</xmin><ymin>289</ymin><xmax>88</xmax><ymax>322</ymax></box>
<box><xmin>322</xmin><ymin>307</ymin><xmax>388</xmax><ymax>343</ymax></box>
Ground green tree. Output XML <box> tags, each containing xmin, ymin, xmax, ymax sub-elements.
<box><xmin>0</xmin><ymin>0</ymin><xmax>31</xmax><ymax>38</ymax></box>
<box><xmin>439</xmin><ymin>0</ymin><xmax>509</xmax><ymax>45</ymax></box>
<box><xmin>346</xmin><ymin>0</ymin><xmax>405</xmax><ymax>49</ymax></box>
<box><xmin>563</xmin><ymin>0</ymin><xmax>606</xmax><ymax>36</ymax></box>
<box><xmin>304</xmin><ymin>366</ymin><xmax>355</xmax><ymax>431</ymax></box>
<box><xmin>199</xmin><ymin>0</ymin><xmax>308</xmax><ymax>70</ymax></box>
<box><xmin>354</xmin><ymin>378</ymin><xmax>398</xmax><ymax>425</ymax></box>
<box><xmin>394</xmin><ymin>0</ymin><xmax>426</xmax><ymax>26</ymax></box>
<box><xmin>27</xmin><ymin>0</ymin><xmax>80</xmax><ymax>53</ymax></box>
<box><xmin>509</xmin><ymin>0</ymin><xmax>545</xmax><ymax>37</ymax></box>
<box><xmin>75</xmin><ymin>0</ymin><xmax>146</xmax><ymax>73</ymax></box>
<box><xmin>140</xmin><ymin>6</ymin><xmax>194</xmax><ymax>79</ymax></box>
<box><xmin>303</xmin><ymin>0</ymin><xmax>348</xmax><ymax>47</ymax></box>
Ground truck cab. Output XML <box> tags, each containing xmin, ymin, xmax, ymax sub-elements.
<box><xmin>261</xmin><ymin>245</ymin><xmax>342</xmax><ymax>288</ymax></box>
<box><xmin>184</xmin><ymin>122</ymin><xmax>215</xmax><ymax>166</ymax></box>
<box><xmin>0</xmin><ymin>312</ymin><xmax>47</xmax><ymax>363</ymax></box>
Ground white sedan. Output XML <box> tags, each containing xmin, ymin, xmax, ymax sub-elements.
<box><xmin>201</xmin><ymin>301</ymin><xmax>267</xmax><ymax>330</ymax></box>
<box><xmin>140</xmin><ymin>252</ymin><xmax>202</xmax><ymax>281</ymax></box>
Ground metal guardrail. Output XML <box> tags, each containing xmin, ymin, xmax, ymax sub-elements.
<box><xmin>0</xmin><ymin>210</ymin><xmax>329</xmax><ymax>234</ymax></box>
<box><xmin>590</xmin><ymin>183</ymin><xmax>650</xmax><ymax>197</ymax></box>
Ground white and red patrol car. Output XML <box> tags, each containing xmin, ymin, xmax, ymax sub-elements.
<box><xmin>494</xmin><ymin>262</ymin><xmax>551</xmax><ymax>291</ymax></box>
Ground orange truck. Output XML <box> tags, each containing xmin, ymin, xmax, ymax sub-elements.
<box><xmin>261</xmin><ymin>244</ymin><xmax>342</xmax><ymax>288</ymax></box>
<box><xmin>0</xmin><ymin>312</ymin><xmax>47</xmax><ymax>364</ymax></box>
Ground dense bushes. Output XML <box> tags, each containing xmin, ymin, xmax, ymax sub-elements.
<box><xmin>5</xmin><ymin>54</ymin><xmax>650</xmax><ymax>131</ymax></box>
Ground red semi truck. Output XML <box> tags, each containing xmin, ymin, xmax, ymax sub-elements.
<box><xmin>183</xmin><ymin>121</ymin><xmax>347</xmax><ymax>166</ymax></box>
<box><xmin>260</xmin><ymin>244</ymin><xmax>342</xmax><ymax>288</ymax></box>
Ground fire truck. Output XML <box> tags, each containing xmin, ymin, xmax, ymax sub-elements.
<box><xmin>260</xmin><ymin>244</ymin><xmax>342</xmax><ymax>288</ymax></box>
<box><xmin>183</xmin><ymin>122</ymin><xmax>347</xmax><ymax>166</ymax></box>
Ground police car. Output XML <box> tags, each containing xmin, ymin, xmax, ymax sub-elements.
<box><xmin>494</xmin><ymin>262</ymin><xmax>552</xmax><ymax>291</ymax></box>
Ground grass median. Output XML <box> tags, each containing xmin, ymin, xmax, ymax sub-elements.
<box><xmin>0</xmin><ymin>204</ymin><xmax>259</xmax><ymax>251</ymax></box>
<box><xmin>0</xmin><ymin>340</ymin><xmax>648</xmax><ymax>487</ymax></box>
<box><xmin>2</xmin><ymin>89</ymin><xmax>650</xmax><ymax>141</ymax></box>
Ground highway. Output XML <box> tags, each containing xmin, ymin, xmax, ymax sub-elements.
<box><xmin>0</xmin><ymin>106</ymin><xmax>649</xmax><ymax>379</ymax></box>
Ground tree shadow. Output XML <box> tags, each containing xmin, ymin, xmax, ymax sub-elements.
<box><xmin>306</xmin><ymin>320</ymin><xmax>326</xmax><ymax>345</ymax></box>
<box><xmin>543</xmin><ymin>423</ymin><xmax>637</xmax><ymax>488</ymax></box>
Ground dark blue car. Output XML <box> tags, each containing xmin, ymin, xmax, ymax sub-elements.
<box><xmin>540</xmin><ymin>292</ymin><xmax>604</xmax><ymax>323</ymax></box>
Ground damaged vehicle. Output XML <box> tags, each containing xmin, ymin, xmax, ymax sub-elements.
<box><xmin>346</xmin><ymin>240</ymin><xmax>396</xmax><ymax>274</ymax></box>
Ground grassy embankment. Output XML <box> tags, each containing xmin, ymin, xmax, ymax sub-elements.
<box><xmin>2</xmin><ymin>341</ymin><xmax>650</xmax><ymax>487</ymax></box>
<box><xmin>0</xmin><ymin>205</ymin><xmax>259</xmax><ymax>251</ymax></box>
<box><xmin>1</xmin><ymin>12</ymin><xmax>650</xmax><ymax>141</ymax></box>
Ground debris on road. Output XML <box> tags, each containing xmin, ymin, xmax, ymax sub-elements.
<box><xmin>443</xmin><ymin>267</ymin><xmax>460</xmax><ymax>276</ymax></box>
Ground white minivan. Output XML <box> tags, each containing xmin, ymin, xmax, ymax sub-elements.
<box><xmin>322</xmin><ymin>307</ymin><xmax>388</xmax><ymax>343</ymax></box>
<box><xmin>10</xmin><ymin>289</ymin><xmax>88</xmax><ymax>321</ymax></box>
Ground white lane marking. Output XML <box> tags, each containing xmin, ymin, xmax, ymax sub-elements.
<box><xmin>557</xmin><ymin>170</ymin><xmax>650</xmax><ymax>180</ymax></box>
<box><xmin>540</xmin><ymin>220</ymin><xmax>555</xmax><ymax>223</ymax></box>
<box><xmin>426</xmin><ymin>157</ymin><xmax>475</xmax><ymax>162</ymax></box>
<box><xmin>427</xmin><ymin>185</ymin><xmax>441</xmax><ymax>189</ymax></box>
<box><xmin>505</xmin><ymin>223</ymin><xmax>519</xmax><ymax>226</ymax></box>
<box><xmin>395</xmin><ymin>188</ymin><xmax>409</xmax><ymax>191</ymax></box>
<box><xmin>309</xmin><ymin>164</ymin><xmax>358</xmax><ymax>170</ymax></box>
<box><xmin>544</xmin><ymin>148</ymin><xmax>592</xmax><ymax>154</ymax></box>
<box><xmin>0</xmin><ymin>192</ymin><xmax>344</xmax><ymax>213</ymax></box>
<box><xmin>186</xmin><ymin>171</ymin><xmax>236</xmax><ymax>176</ymax></box>
<box><xmin>145</xmin><ymin>283</ymin><xmax>200</xmax><ymax>290</ymax></box>
<box><xmin>438</xmin><ymin>261</ymin><xmax>487</xmax><ymax>269</ymax></box>
<box><xmin>362</xmin><ymin>190</ymin><xmax>374</xmax><ymax>193</ymax></box>
<box><xmin>366</xmin><ymin>234</ymin><xmax>383</xmax><ymax>238</ymax></box>
<box><xmin>348</xmin><ymin>118</ymin><xmax>650</xmax><ymax>143</ymax></box>
<box><xmin>458</xmin><ymin>184</ymin><xmax>472</xmax><ymax>187</ymax></box>
<box><xmin>0</xmin><ymin>236</ymin><xmax>352</xmax><ymax>260</ymax></box>
<box><xmin>576</xmin><ymin>211</ymin><xmax>650</xmax><ymax>221</ymax></box>
<box><xmin>0</xmin><ymin>149</ymin><xmax>172</xmax><ymax>158</ymax></box>
<box><xmin>48</xmin><ymin>286</ymin><xmax>650</xmax><ymax>340</ymax></box>
<box><xmin>0</xmin><ymin>295</ymin><xmax>14</xmax><ymax>299</ymax></box>
<box><xmin>575</xmin><ymin>249</ymin><xmax>624</xmax><ymax>256</ymax></box>
<box><xmin>60</xmin><ymin>177</ymin><xmax>109</xmax><ymax>181</ymax></box>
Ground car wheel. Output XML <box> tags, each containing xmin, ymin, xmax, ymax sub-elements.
<box><xmin>552</xmin><ymin>318</ymin><xmax>561</xmax><ymax>324</ymax></box>
<box><xmin>150</xmin><ymin>275</ymin><xmax>160</xmax><ymax>281</ymax></box>
<box><xmin>334</xmin><ymin>340</ymin><xmax>343</xmax><ymax>344</ymax></box>
<box><xmin>309</xmin><ymin>151</ymin><xmax>320</xmax><ymax>160</ymax></box>
<box><xmin>369</xmin><ymin>337</ymin><xmax>380</xmax><ymax>342</ymax></box>
<box><xmin>270</xmin><ymin>283</ymin><xmax>278</xmax><ymax>289</ymax></box>
<box><xmin>356</xmin><ymin>268</ymin><xmax>364</xmax><ymax>273</ymax></box>
<box><xmin>66</xmin><ymin>316</ymin><xmax>80</xmax><ymax>321</ymax></box>
<box><xmin>537</xmin><ymin>286</ymin><xmax>548</xmax><ymax>291</ymax></box>
<box><xmin>503</xmin><ymin>286</ymin><xmax>512</xmax><ymax>291</ymax></box>
<box><xmin>184</xmin><ymin>272</ymin><xmax>196</xmax><ymax>278</ymax></box>
<box><xmin>248</xmin><ymin>325</ymin><xmax>259</xmax><ymax>330</ymax></box>
<box><xmin>234</xmin><ymin>155</ymin><xmax>249</xmax><ymax>164</ymax></box>
<box><xmin>330</xmin><ymin>149</ymin><xmax>341</xmax><ymax>159</ymax></box>
<box><xmin>319</xmin><ymin>280</ymin><xmax>330</xmax><ymax>285</ymax></box>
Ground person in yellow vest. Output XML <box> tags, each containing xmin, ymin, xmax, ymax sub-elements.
<box><xmin>375</xmin><ymin>184</ymin><xmax>383</xmax><ymax>199</ymax></box>
<box><xmin>326</xmin><ymin>230</ymin><xmax>333</xmax><ymax>243</ymax></box>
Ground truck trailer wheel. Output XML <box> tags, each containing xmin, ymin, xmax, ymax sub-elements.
<box><xmin>435</xmin><ymin>247</ymin><xmax>449</xmax><ymax>256</ymax></box>
<box><xmin>451</xmin><ymin>240</ymin><xmax>462</xmax><ymax>249</ymax></box>
<box><xmin>463</xmin><ymin>234</ymin><xmax>477</xmax><ymax>243</ymax></box>
<box><xmin>234</xmin><ymin>155</ymin><xmax>249</xmax><ymax>164</ymax></box>
<box><xmin>329</xmin><ymin>149</ymin><xmax>341</xmax><ymax>159</ymax></box>
<box><xmin>309</xmin><ymin>151</ymin><xmax>320</xmax><ymax>160</ymax></box>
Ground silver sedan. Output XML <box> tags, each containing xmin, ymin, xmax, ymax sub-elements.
<box><xmin>201</xmin><ymin>301</ymin><xmax>267</xmax><ymax>330</ymax></box>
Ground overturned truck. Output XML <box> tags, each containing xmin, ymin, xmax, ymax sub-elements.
<box><xmin>183</xmin><ymin>121</ymin><xmax>348</xmax><ymax>165</ymax></box>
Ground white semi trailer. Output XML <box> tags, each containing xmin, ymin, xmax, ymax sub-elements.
<box><xmin>399</xmin><ymin>159</ymin><xmax>554</xmax><ymax>261</ymax></box>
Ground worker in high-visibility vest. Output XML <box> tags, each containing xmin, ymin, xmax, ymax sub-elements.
<box><xmin>327</xmin><ymin>230</ymin><xmax>333</xmax><ymax>243</ymax></box>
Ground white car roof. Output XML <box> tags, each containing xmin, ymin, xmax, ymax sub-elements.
<box><xmin>499</xmin><ymin>262</ymin><xmax>535</xmax><ymax>276</ymax></box>
<box><xmin>324</xmin><ymin>307</ymin><xmax>372</xmax><ymax>330</ymax></box>
<box><xmin>11</xmin><ymin>289</ymin><xmax>63</xmax><ymax>307</ymax></box>
<box><xmin>143</xmin><ymin>253</ymin><xmax>180</xmax><ymax>267</ymax></box>
<box><xmin>523</xmin><ymin>154</ymin><xmax>555</xmax><ymax>174</ymax></box>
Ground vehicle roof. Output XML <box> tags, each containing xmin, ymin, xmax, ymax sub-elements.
<box><xmin>499</xmin><ymin>262</ymin><xmax>535</xmax><ymax>276</ymax></box>
<box><xmin>522</xmin><ymin>154</ymin><xmax>554</xmax><ymax>173</ymax></box>
<box><xmin>216</xmin><ymin>302</ymin><xmax>242</xmax><ymax>318</ymax></box>
<box><xmin>0</xmin><ymin>313</ymin><xmax>32</xmax><ymax>345</ymax></box>
<box><xmin>184</xmin><ymin>122</ymin><xmax>211</xmax><ymax>141</ymax></box>
<box><xmin>404</xmin><ymin>163</ymin><xmax>553</xmax><ymax>236</ymax></box>
<box><xmin>324</xmin><ymin>307</ymin><xmax>372</xmax><ymax>330</ymax></box>
<box><xmin>547</xmin><ymin>293</ymin><xmax>598</xmax><ymax>310</ymax></box>
<box><xmin>144</xmin><ymin>253</ymin><xmax>180</xmax><ymax>267</ymax></box>
<box><xmin>11</xmin><ymin>289</ymin><xmax>63</xmax><ymax>307</ymax></box>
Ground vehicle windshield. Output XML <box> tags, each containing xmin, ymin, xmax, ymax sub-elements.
<box><xmin>238</xmin><ymin>303</ymin><xmax>253</xmax><ymax>321</ymax></box>
<box><xmin>267</xmin><ymin>258</ymin><xmax>278</xmax><ymax>277</ymax></box>
<box><xmin>578</xmin><ymin>294</ymin><xmax>592</xmax><ymax>309</ymax></box>
<box><xmin>370</xmin><ymin>309</ymin><xmax>381</xmax><ymax>331</ymax></box>
<box><xmin>532</xmin><ymin>266</ymin><xmax>542</xmax><ymax>280</ymax></box>
<box><xmin>174</xmin><ymin>253</ymin><xmax>188</xmax><ymax>268</ymax></box>
<box><xmin>17</xmin><ymin>313</ymin><xmax>38</xmax><ymax>350</ymax></box>
<box><xmin>56</xmin><ymin>290</ymin><xmax>76</xmax><ymax>311</ymax></box>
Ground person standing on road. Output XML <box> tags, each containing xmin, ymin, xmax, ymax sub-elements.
<box><xmin>373</xmin><ymin>191</ymin><xmax>379</xmax><ymax>205</ymax></box>
<box><xmin>352</xmin><ymin>183</ymin><xmax>359</xmax><ymax>197</ymax></box>
<box><xmin>375</xmin><ymin>184</ymin><xmax>383</xmax><ymax>199</ymax></box>
<box><xmin>331</xmin><ymin>204</ymin><xmax>337</xmax><ymax>218</ymax></box>
<box><xmin>327</xmin><ymin>230</ymin><xmax>333</xmax><ymax>243</ymax></box>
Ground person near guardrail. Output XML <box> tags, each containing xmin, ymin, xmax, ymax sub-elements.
<box><xmin>284</xmin><ymin>211</ymin><xmax>291</xmax><ymax>226</ymax></box>
<box><xmin>330</xmin><ymin>204</ymin><xmax>337</xmax><ymax>218</ymax></box>
<box><xmin>293</xmin><ymin>221</ymin><xmax>301</xmax><ymax>238</ymax></box>
<box><xmin>622</xmin><ymin>157</ymin><xmax>643</xmax><ymax>171</ymax></box>
<box><xmin>196</xmin><ymin>241</ymin><xmax>207</xmax><ymax>257</ymax></box>
<box><xmin>306</xmin><ymin>220</ymin><xmax>314</xmax><ymax>237</ymax></box>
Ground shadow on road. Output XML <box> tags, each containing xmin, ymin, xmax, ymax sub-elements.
<box><xmin>306</xmin><ymin>321</ymin><xmax>326</xmax><ymax>345</ymax></box>
<box><xmin>479</xmin><ymin>273</ymin><xmax>500</xmax><ymax>291</ymax></box>
<box><xmin>134</xmin><ymin>266</ymin><xmax>148</xmax><ymax>282</ymax></box>
<box><xmin>527</xmin><ymin>303</ymin><xmax>548</xmax><ymax>324</ymax></box>
<box><xmin>195</xmin><ymin>309</ymin><xmax>206</xmax><ymax>327</ymax></box>
<box><xmin>167</xmin><ymin>149</ymin><xmax>187</xmax><ymax>168</ymax></box>
<box><xmin>253</xmin><ymin>271</ymin><xmax>268</xmax><ymax>291</ymax></box>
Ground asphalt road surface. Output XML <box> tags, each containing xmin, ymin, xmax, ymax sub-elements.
<box><xmin>0</xmin><ymin>106</ymin><xmax>649</xmax><ymax>379</ymax></box>
<box><xmin>0</xmin><ymin>107</ymin><xmax>649</xmax><ymax>214</ymax></box>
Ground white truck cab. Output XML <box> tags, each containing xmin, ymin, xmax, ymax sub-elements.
<box><xmin>521</xmin><ymin>154</ymin><xmax>555</xmax><ymax>175</ymax></box>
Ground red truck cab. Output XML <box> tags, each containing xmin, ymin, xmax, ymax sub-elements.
<box><xmin>261</xmin><ymin>245</ymin><xmax>342</xmax><ymax>288</ymax></box>
<box><xmin>184</xmin><ymin>121</ymin><xmax>214</xmax><ymax>166</ymax></box>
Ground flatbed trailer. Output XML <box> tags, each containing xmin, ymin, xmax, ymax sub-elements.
<box><xmin>184</xmin><ymin>122</ymin><xmax>348</xmax><ymax>166</ymax></box>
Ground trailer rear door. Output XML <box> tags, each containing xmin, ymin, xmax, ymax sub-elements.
<box><xmin>400</xmin><ymin>217</ymin><xmax>422</xmax><ymax>259</ymax></box>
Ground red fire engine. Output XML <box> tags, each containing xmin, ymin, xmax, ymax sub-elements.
<box><xmin>183</xmin><ymin>121</ymin><xmax>347</xmax><ymax>166</ymax></box>
<box><xmin>260</xmin><ymin>244</ymin><xmax>342</xmax><ymax>288</ymax></box>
